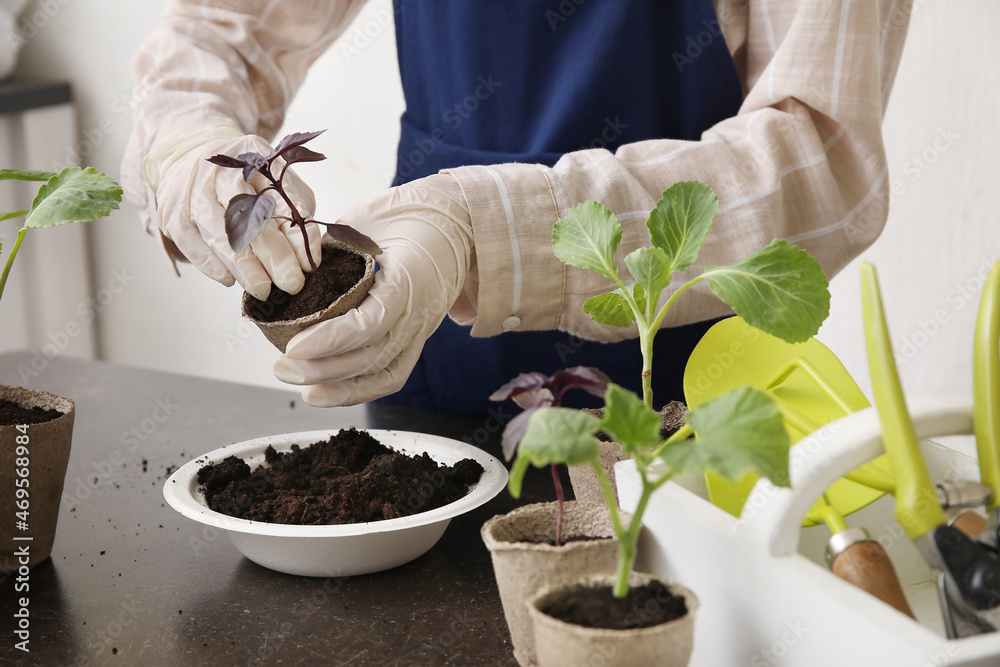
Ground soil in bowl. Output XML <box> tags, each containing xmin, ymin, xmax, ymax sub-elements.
<box><xmin>540</xmin><ymin>580</ymin><xmax>688</xmax><ymax>630</ymax></box>
<box><xmin>246</xmin><ymin>245</ymin><xmax>366</xmax><ymax>322</ymax></box>
<box><xmin>0</xmin><ymin>398</ymin><xmax>62</xmax><ymax>425</ymax></box>
<box><xmin>197</xmin><ymin>428</ymin><xmax>484</xmax><ymax>524</ymax></box>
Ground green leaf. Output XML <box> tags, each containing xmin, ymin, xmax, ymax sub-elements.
<box><xmin>0</xmin><ymin>169</ymin><xmax>57</xmax><ymax>182</ymax></box>
<box><xmin>600</xmin><ymin>384</ymin><xmax>662</xmax><ymax>455</ymax></box>
<box><xmin>552</xmin><ymin>201</ymin><xmax>622</xmax><ymax>280</ymax></box>
<box><xmin>583</xmin><ymin>284</ymin><xmax>647</xmax><ymax>327</ymax></box>
<box><xmin>624</xmin><ymin>246</ymin><xmax>672</xmax><ymax>309</ymax></box>
<box><xmin>519</xmin><ymin>407</ymin><xmax>601</xmax><ymax>467</ymax></box>
<box><xmin>0</xmin><ymin>210</ymin><xmax>29</xmax><ymax>223</ymax></box>
<box><xmin>701</xmin><ymin>239</ymin><xmax>830</xmax><ymax>344</ymax></box>
<box><xmin>660</xmin><ymin>386</ymin><xmax>790</xmax><ymax>487</ymax></box>
<box><xmin>507</xmin><ymin>455</ymin><xmax>531</xmax><ymax>498</ymax></box>
<box><xmin>584</xmin><ymin>290</ymin><xmax>633</xmax><ymax>328</ymax></box>
<box><xmin>647</xmin><ymin>181</ymin><xmax>719</xmax><ymax>274</ymax></box>
<box><xmin>24</xmin><ymin>167</ymin><xmax>122</xmax><ymax>231</ymax></box>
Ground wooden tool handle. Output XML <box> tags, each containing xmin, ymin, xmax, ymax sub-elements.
<box><xmin>951</xmin><ymin>510</ymin><xmax>988</xmax><ymax>539</ymax></box>
<box><xmin>831</xmin><ymin>540</ymin><xmax>915</xmax><ymax>618</ymax></box>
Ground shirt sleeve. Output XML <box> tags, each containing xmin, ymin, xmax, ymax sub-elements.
<box><xmin>122</xmin><ymin>0</ymin><xmax>370</xmax><ymax>232</ymax></box>
<box><xmin>445</xmin><ymin>0</ymin><xmax>914</xmax><ymax>342</ymax></box>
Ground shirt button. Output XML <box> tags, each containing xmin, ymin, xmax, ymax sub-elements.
<box><xmin>502</xmin><ymin>315</ymin><xmax>521</xmax><ymax>330</ymax></box>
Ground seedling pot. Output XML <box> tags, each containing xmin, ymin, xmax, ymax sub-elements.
<box><xmin>242</xmin><ymin>238</ymin><xmax>376</xmax><ymax>353</ymax></box>
<box><xmin>567</xmin><ymin>440</ymin><xmax>627</xmax><ymax>506</ymax></box>
<box><xmin>527</xmin><ymin>573</ymin><xmax>698</xmax><ymax>667</ymax></box>
<box><xmin>617</xmin><ymin>396</ymin><xmax>1000</xmax><ymax>665</ymax></box>
<box><xmin>0</xmin><ymin>385</ymin><xmax>74</xmax><ymax>573</ymax></box>
<box><xmin>481</xmin><ymin>501</ymin><xmax>622</xmax><ymax>667</ymax></box>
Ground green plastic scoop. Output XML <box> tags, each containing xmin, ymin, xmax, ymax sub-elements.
<box><xmin>683</xmin><ymin>316</ymin><xmax>895</xmax><ymax>525</ymax></box>
<box><xmin>974</xmin><ymin>261</ymin><xmax>1000</xmax><ymax>511</ymax></box>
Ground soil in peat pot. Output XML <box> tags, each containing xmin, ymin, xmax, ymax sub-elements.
<box><xmin>246</xmin><ymin>245</ymin><xmax>366</xmax><ymax>322</ymax></box>
<box><xmin>197</xmin><ymin>428</ymin><xmax>484</xmax><ymax>524</ymax></box>
<box><xmin>0</xmin><ymin>398</ymin><xmax>62</xmax><ymax>426</ymax></box>
<box><xmin>541</xmin><ymin>580</ymin><xmax>689</xmax><ymax>630</ymax></box>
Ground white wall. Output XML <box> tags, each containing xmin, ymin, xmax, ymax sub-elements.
<box><xmin>6</xmin><ymin>0</ymin><xmax>1000</xmax><ymax>401</ymax></box>
<box><xmin>817</xmin><ymin>1</ymin><xmax>1000</xmax><ymax>401</ymax></box>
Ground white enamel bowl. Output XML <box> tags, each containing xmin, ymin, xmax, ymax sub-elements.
<box><xmin>163</xmin><ymin>429</ymin><xmax>508</xmax><ymax>577</ymax></box>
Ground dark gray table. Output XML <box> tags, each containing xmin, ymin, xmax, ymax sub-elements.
<box><xmin>0</xmin><ymin>353</ymin><xmax>556</xmax><ymax>666</ymax></box>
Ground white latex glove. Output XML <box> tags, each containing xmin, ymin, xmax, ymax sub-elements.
<box><xmin>143</xmin><ymin>123</ymin><xmax>322</xmax><ymax>300</ymax></box>
<box><xmin>272</xmin><ymin>173</ymin><xmax>473</xmax><ymax>406</ymax></box>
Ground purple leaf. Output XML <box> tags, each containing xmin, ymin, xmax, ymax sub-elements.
<box><xmin>282</xmin><ymin>146</ymin><xmax>327</xmax><ymax>166</ymax></box>
<box><xmin>489</xmin><ymin>372</ymin><xmax>548</xmax><ymax>402</ymax></box>
<box><xmin>207</xmin><ymin>154</ymin><xmax>247</xmax><ymax>169</ymax></box>
<box><xmin>501</xmin><ymin>409</ymin><xmax>537</xmax><ymax>461</ymax></box>
<box><xmin>320</xmin><ymin>222</ymin><xmax>382</xmax><ymax>256</ymax></box>
<box><xmin>225</xmin><ymin>192</ymin><xmax>276</xmax><ymax>254</ymax></box>
<box><xmin>551</xmin><ymin>366</ymin><xmax>612</xmax><ymax>398</ymax></box>
<box><xmin>235</xmin><ymin>152</ymin><xmax>269</xmax><ymax>182</ymax></box>
<box><xmin>270</xmin><ymin>130</ymin><xmax>326</xmax><ymax>161</ymax></box>
<box><xmin>512</xmin><ymin>387</ymin><xmax>554</xmax><ymax>412</ymax></box>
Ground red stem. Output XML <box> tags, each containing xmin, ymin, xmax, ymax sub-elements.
<box><xmin>551</xmin><ymin>464</ymin><xmax>564</xmax><ymax>547</ymax></box>
<box><xmin>261</xmin><ymin>164</ymin><xmax>317</xmax><ymax>270</ymax></box>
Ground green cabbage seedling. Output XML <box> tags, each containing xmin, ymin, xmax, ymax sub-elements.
<box><xmin>552</xmin><ymin>181</ymin><xmax>830</xmax><ymax>407</ymax></box>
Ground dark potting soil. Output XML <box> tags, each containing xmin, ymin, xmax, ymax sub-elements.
<box><xmin>541</xmin><ymin>579</ymin><xmax>688</xmax><ymax>630</ymax></box>
<box><xmin>197</xmin><ymin>428</ymin><xmax>484</xmax><ymax>525</ymax></box>
<box><xmin>0</xmin><ymin>398</ymin><xmax>62</xmax><ymax>426</ymax></box>
<box><xmin>246</xmin><ymin>245</ymin><xmax>366</xmax><ymax>322</ymax></box>
<box><xmin>585</xmin><ymin>400</ymin><xmax>688</xmax><ymax>442</ymax></box>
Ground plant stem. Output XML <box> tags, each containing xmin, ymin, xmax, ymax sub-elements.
<box><xmin>639</xmin><ymin>328</ymin><xmax>655</xmax><ymax>408</ymax></box>
<box><xmin>613</xmin><ymin>482</ymin><xmax>655</xmax><ymax>598</ymax></box>
<box><xmin>551</xmin><ymin>464</ymin><xmax>564</xmax><ymax>547</ymax></box>
<box><xmin>592</xmin><ymin>462</ymin><xmax>626</xmax><ymax>538</ymax></box>
<box><xmin>652</xmin><ymin>276</ymin><xmax>703</xmax><ymax>332</ymax></box>
<box><xmin>261</xmin><ymin>165</ymin><xmax>317</xmax><ymax>270</ymax></box>
<box><xmin>0</xmin><ymin>227</ymin><xmax>28</xmax><ymax>305</ymax></box>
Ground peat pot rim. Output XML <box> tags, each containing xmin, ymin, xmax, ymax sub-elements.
<box><xmin>0</xmin><ymin>384</ymin><xmax>74</xmax><ymax>421</ymax></box>
<box><xmin>481</xmin><ymin>500</ymin><xmax>622</xmax><ymax>554</ymax></box>
<box><xmin>241</xmin><ymin>238</ymin><xmax>376</xmax><ymax>353</ymax></box>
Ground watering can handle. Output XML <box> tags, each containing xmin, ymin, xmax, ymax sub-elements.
<box><xmin>741</xmin><ymin>395</ymin><xmax>974</xmax><ymax>557</ymax></box>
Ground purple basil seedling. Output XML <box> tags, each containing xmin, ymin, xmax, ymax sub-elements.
<box><xmin>490</xmin><ymin>366</ymin><xmax>610</xmax><ymax>546</ymax></box>
<box><xmin>208</xmin><ymin>130</ymin><xmax>381</xmax><ymax>270</ymax></box>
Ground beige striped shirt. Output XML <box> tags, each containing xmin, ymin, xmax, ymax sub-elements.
<box><xmin>122</xmin><ymin>0</ymin><xmax>913</xmax><ymax>342</ymax></box>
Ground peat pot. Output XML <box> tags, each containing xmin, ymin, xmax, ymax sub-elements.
<box><xmin>243</xmin><ymin>237</ymin><xmax>376</xmax><ymax>353</ymax></box>
<box><xmin>481</xmin><ymin>500</ymin><xmax>622</xmax><ymax>667</ymax></box>
<box><xmin>528</xmin><ymin>573</ymin><xmax>698</xmax><ymax>667</ymax></box>
<box><xmin>0</xmin><ymin>384</ymin><xmax>74</xmax><ymax>573</ymax></box>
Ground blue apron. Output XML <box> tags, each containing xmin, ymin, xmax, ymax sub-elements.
<box><xmin>382</xmin><ymin>0</ymin><xmax>743</xmax><ymax>415</ymax></box>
